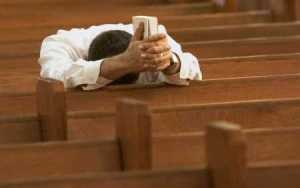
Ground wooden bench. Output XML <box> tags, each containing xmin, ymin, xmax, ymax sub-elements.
<box><xmin>202</xmin><ymin>56</ymin><xmax>300</xmax><ymax>79</ymax></box>
<box><xmin>1</xmin><ymin>2</ymin><xmax>215</xmax><ymax>19</ymax></box>
<box><xmin>0</xmin><ymin>0</ymin><xmax>208</xmax><ymax>5</ymax></box>
<box><xmin>2</xmin><ymin>73</ymin><xmax>300</xmax><ymax>117</ymax></box>
<box><xmin>1</xmin><ymin>121</ymin><xmax>300</xmax><ymax>188</ymax></box>
<box><xmin>68</xmin><ymin>97</ymin><xmax>300</xmax><ymax>140</ymax></box>
<box><xmin>215</xmin><ymin>0</ymin><xmax>300</xmax><ymax>22</ymax></box>
<box><xmin>2</xmin><ymin>52</ymin><xmax>300</xmax><ymax>94</ymax></box>
<box><xmin>0</xmin><ymin>139</ymin><xmax>121</xmax><ymax>181</ymax></box>
<box><xmin>3</xmin><ymin>35</ymin><xmax>300</xmax><ymax>59</ymax></box>
<box><xmin>170</xmin><ymin>22</ymin><xmax>300</xmax><ymax>42</ymax></box>
<box><xmin>2</xmin><ymin>161</ymin><xmax>300</xmax><ymax>188</ymax></box>
<box><xmin>0</xmin><ymin>11</ymin><xmax>272</xmax><ymax>29</ymax></box>
<box><xmin>3</xmin><ymin>72</ymin><xmax>300</xmax><ymax>142</ymax></box>
<box><xmin>2</xmin><ymin>95</ymin><xmax>300</xmax><ymax>144</ymax></box>
<box><xmin>3</xmin><ymin>22</ymin><xmax>300</xmax><ymax>43</ymax></box>
<box><xmin>269</xmin><ymin>0</ymin><xmax>300</xmax><ymax>21</ymax></box>
<box><xmin>0</xmin><ymin>53</ymin><xmax>300</xmax><ymax>93</ymax></box>
<box><xmin>185</xmin><ymin>35</ymin><xmax>300</xmax><ymax>58</ymax></box>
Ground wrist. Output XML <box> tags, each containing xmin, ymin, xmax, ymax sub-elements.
<box><xmin>163</xmin><ymin>53</ymin><xmax>181</xmax><ymax>75</ymax></box>
<box><xmin>100</xmin><ymin>54</ymin><xmax>134</xmax><ymax>80</ymax></box>
<box><xmin>114</xmin><ymin>53</ymin><xmax>136</xmax><ymax>74</ymax></box>
<box><xmin>117</xmin><ymin>52</ymin><xmax>142</xmax><ymax>74</ymax></box>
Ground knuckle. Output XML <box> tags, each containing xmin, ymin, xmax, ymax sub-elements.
<box><xmin>153</xmin><ymin>47</ymin><xmax>161</xmax><ymax>53</ymax></box>
<box><xmin>154</xmin><ymin>57</ymin><xmax>160</xmax><ymax>62</ymax></box>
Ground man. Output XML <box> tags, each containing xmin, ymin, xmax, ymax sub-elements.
<box><xmin>39</xmin><ymin>23</ymin><xmax>202</xmax><ymax>90</ymax></box>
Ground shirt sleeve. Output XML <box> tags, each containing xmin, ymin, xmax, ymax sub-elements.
<box><xmin>38</xmin><ymin>26</ymin><xmax>123</xmax><ymax>90</ymax></box>
<box><xmin>157</xmin><ymin>25</ymin><xmax>203</xmax><ymax>85</ymax></box>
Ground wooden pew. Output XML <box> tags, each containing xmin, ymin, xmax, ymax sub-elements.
<box><xmin>214</xmin><ymin>0</ymin><xmax>300</xmax><ymax>22</ymax></box>
<box><xmin>0</xmin><ymin>2</ymin><xmax>215</xmax><ymax>18</ymax></box>
<box><xmin>270</xmin><ymin>0</ymin><xmax>300</xmax><ymax>21</ymax></box>
<box><xmin>3</xmin><ymin>95</ymin><xmax>300</xmax><ymax>144</ymax></box>
<box><xmin>1</xmin><ymin>52</ymin><xmax>300</xmax><ymax>94</ymax></box>
<box><xmin>1</xmin><ymin>122</ymin><xmax>300</xmax><ymax>188</ymax></box>
<box><xmin>0</xmin><ymin>101</ymin><xmax>149</xmax><ymax>181</ymax></box>
<box><xmin>2</xmin><ymin>73</ymin><xmax>300</xmax><ymax>117</ymax></box>
<box><xmin>117</xmin><ymin>102</ymin><xmax>300</xmax><ymax>168</ymax></box>
<box><xmin>68</xmin><ymin>97</ymin><xmax>300</xmax><ymax>140</ymax></box>
<box><xmin>3</xmin><ymin>22</ymin><xmax>300</xmax><ymax>43</ymax></box>
<box><xmin>185</xmin><ymin>35</ymin><xmax>300</xmax><ymax>58</ymax></box>
<box><xmin>202</xmin><ymin>56</ymin><xmax>300</xmax><ymax>79</ymax></box>
<box><xmin>0</xmin><ymin>139</ymin><xmax>122</xmax><ymax>181</ymax></box>
<box><xmin>3</xmin><ymin>35</ymin><xmax>300</xmax><ymax>59</ymax></box>
<box><xmin>170</xmin><ymin>22</ymin><xmax>300</xmax><ymax>42</ymax></box>
<box><xmin>0</xmin><ymin>11</ymin><xmax>272</xmax><ymax>29</ymax></box>
<box><xmin>0</xmin><ymin>0</ymin><xmax>209</xmax><ymax>5</ymax></box>
<box><xmin>2</xmin><ymin>162</ymin><xmax>300</xmax><ymax>188</ymax></box>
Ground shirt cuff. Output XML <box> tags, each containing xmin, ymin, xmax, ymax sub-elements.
<box><xmin>162</xmin><ymin>72</ymin><xmax>189</xmax><ymax>86</ymax></box>
<box><xmin>178</xmin><ymin>53</ymin><xmax>203</xmax><ymax>80</ymax></box>
<box><xmin>82</xmin><ymin>59</ymin><xmax>113</xmax><ymax>91</ymax></box>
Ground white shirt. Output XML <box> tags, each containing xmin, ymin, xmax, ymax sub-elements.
<box><xmin>39</xmin><ymin>24</ymin><xmax>202</xmax><ymax>90</ymax></box>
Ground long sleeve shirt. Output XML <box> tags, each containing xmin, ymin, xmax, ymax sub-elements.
<box><xmin>39</xmin><ymin>23</ymin><xmax>202</xmax><ymax>90</ymax></box>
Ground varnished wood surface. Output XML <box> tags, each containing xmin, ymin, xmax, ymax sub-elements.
<box><xmin>0</xmin><ymin>11</ymin><xmax>272</xmax><ymax>29</ymax></box>
<box><xmin>3</xmin><ymin>35</ymin><xmax>300</xmax><ymax>60</ymax></box>
<box><xmin>1</xmin><ymin>161</ymin><xmax>300</xmax><ymax>188</ymax></box>
<box><xmin>1</xmin><ymin>53</ymin><xmax>300</xmax><ymax>94</ymax></box>
<box><xmin>3</xmin><ymin>21</ymin><xmax>299</xmax><ymax>43</ymax></box>
<box><xmin>185</xmin><ymin>35</ymin><xmax>300</xmax><ymax>58</ymax></box>
<box><xmin>0</xmin><ymin>139</ymin><xmax>121</xmax><ymax>181</ymax></box>
<box><xmin>206</xmin><ymin>122</ymin><xmax>247</xmax><ymax>188</ymax></box>
<box><xmin>67</xmin><ymin>97</ymin><xmax>300</xmax><ymax>140</ymax></box>
<box><xmin>2</xmin><ymin>74</ymin><xmax>300</xmax><ymax>117</ymax></box>
<box><xmin>2</xmin><ymin>96</ymin><xmax>300</xmax><ymax>144</ymax></box>
<box><xmin>0</xmin><ymin>124</ymin><xmax>300</xmax><ymax>180</ymax></box>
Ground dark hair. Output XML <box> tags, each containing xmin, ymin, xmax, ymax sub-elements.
<box><xmin>88</xmin><ymin>30</ymin><xmax>139</xmax><ymax>85</ymax></box>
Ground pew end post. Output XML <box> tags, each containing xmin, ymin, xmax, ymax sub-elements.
<box><xmin>206</xmin><ymin>121</ymin><xmax>247</xmax><ymax>188</ymax></box>
<box><xmin>212</xmin><ymin>0</ymin><xmax>240</xmax><ymax>12</ymax></box>
<box><xmin>36</xmin><ymin>78</ymin><xmax>67</xmax><ymax>141</ymax></box>
<box><xmin>116</xmin><ymin>98</ymin><xmax>152</xmax><ymax>171</ymax></box>
<box><xmin>270</xmin><ymin>0</ymin><xmax>300</xmax><ymax>21</ymax></box>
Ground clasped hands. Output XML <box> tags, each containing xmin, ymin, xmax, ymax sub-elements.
<box><xmin>121</xmin><ymin>23</ymin><xmax>173</xmax><ymax>73</ymax></box>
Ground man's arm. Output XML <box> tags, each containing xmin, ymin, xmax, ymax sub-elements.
<box><xmin>162</xmin><ymin>25</ymin><xmax>202</xmax><ymax>82</ymax></box>
<box><xmin>39</xmin><ymin>26</ymin><xmax>116</xmax><ymax>89</ymax></box>
<box><xmin>138</xmin><ymin>25</ymin><xmax>202</xmax><ymax>85</ymax></box>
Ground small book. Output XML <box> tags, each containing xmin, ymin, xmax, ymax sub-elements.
<box><xmin>132</xmin><ymin>16</ymin><xmax>158</xmax><ymax>39</ymax></box>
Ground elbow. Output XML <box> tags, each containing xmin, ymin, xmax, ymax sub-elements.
<box><xmin>178</xmin><ymin>53</ymin><xmax>203</xmax><ymax>81</ymax></box>
<box><xmin>39</xmin><ymin>65</ymin><xmax>70</xmax><ymax>88</ymax></box>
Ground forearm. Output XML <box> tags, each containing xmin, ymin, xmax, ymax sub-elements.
<box><xmin>163</xmin><ymin>53</ymin><xmax>181</xmax><ymax>75</ymax></box>
<box><xmin>100</xmin><ymin>54</ymin><xmax>135</xmax><ymax>80</ymax></box>
<box><xmin>163</xmin><ymin>61</ymin><xmax>181</xmax><ymax>75</ymax></box>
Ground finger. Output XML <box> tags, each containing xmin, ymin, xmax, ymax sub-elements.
<box><xmin>133</xmin><ymin>23</ymin><xmax>144</xmax><ymax>41</ymax></box>
<box><xmin>156</xmin><ymin>61</ymin><xmax>171</xmax><ymax>71</ymax></box>
<box><xmin>144</xmin><ymin>33</ymin><xmax>166</xmax><ymax>42</ymax></box>
<box><xmin>157</xmin><ymin>53</ymin><xmax>172</xmax><ymax>63</ymax></box>
<box><xmin>144</xmin><ymin>59</ymin><xmax>171</xmax><ymax>72</ymax></box>
<box><xmin>141</xmin><ymin>51</ymin><xmax>172</xmax><ymax>60</ymax></box>
<box><xmin>139</xmin><ymin>42</ymin><xmax>156</xmax><ymax>51</ymax></box>
<box><xmin>139</xmin><ymin>38</ymin><xmax>168</xmax><ymax>51</ymax></box>
<box><xmin>146</xmin><ymin>45</ymin><xmax>171</xmax><ymax>54</ymax></box>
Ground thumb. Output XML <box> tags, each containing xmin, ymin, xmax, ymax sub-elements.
<box><xmin>132</xmin><ymin>23</ymin><xmax>144</xmax><ymax>41</ymax></box>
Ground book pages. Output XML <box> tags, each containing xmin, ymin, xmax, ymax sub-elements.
<box><xmin>133</xmin><ymin>16</ymin><xmax>158</xmax><ymax>39</ymax></box>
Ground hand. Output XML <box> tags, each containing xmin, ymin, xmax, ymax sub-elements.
<box><xmin>139</xmin><ymin>33</ymin><xmax>172</xmax><ymax>71</ymax></box>
<box><xmin>120</xmin><ymin>23</ymin><xmax>153</xmax><ymax>73</ymax></box>
<box><xmin>120</xmin><ymin>23</ymin><xmax>172</xmax><ymax>73</ymax></box>
<box><xmin>100</xmin><ymin>23</ymin><xmax>173</xmax><ymax>80</ymax></box>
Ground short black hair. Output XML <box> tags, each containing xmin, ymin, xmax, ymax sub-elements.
<box><xmin>88</xmin><ymin>30</ymin><xmax>139</xmax><ymax>85</ymax></box>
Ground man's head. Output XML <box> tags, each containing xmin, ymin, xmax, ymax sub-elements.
<box><xmin>88</xmin><ymin>30</ymin><xmax>139</xmax><ymax>85</ymax></box>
